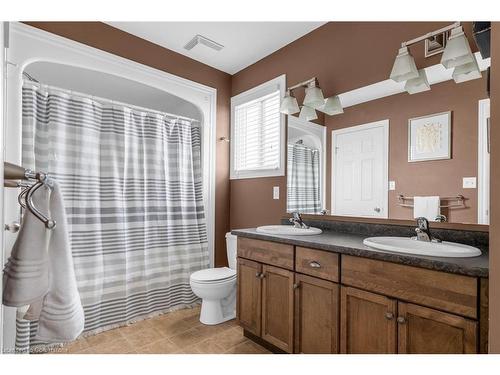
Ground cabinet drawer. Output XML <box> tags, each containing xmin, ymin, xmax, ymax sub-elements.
<box><xmin>237</xmin><ymin>237</ymin><xmax>294</xmax><ymax>270</ymax></box>
<box><xmin>341</xmin><ymin>255</ymin><xmax>478</xmax><ymax>319</ymax></box>
<box><xmin>295</xmin><ymin>247</ymin><xmax>339</xmax><ymax>282</ymax></box>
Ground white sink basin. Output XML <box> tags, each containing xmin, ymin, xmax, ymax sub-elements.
<box><xmin>256</xmin><ymin>225</ymin><xmax>322</xmax><ymax>236</ymax></box>
<box><xmin>363</xmin><ymin>237</ymin><xmax>481</xmax><ymax>258</ymax></box>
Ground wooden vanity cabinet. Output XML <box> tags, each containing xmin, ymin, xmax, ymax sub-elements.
<box><xmin>295</xmin><ymin>274</ymin><xmax>339</xmax><ymax>354</ymax></box>
<box><xmin>236</xmin><ymin>238</ymin><xmax>485</xmax><ymax>354</ymax></box>
<box><xmin>261</xmin><ymin>265</ymin><xmax>294</xmax><ymax>352</ymax></box>
<box><xmin>340</xmin><ymin>286</ymin><xmax>397</xmax><ymax>354</ymax></box>
<box><xmin>236</xmin><ymin>258</ymin><xmax>262</xmax><ymax>336</ymax></box>
<box><xmin>397</xmin><ymin>302</ymin><xmax>477</xmax><ymax>354</ymax></box>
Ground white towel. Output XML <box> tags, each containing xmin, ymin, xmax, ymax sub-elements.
<box><xmin>26</xmin><ymin>181</ymin><xmax>84</xmax><ymax>342</ymax></box>
<box><xmin>413</xmin><ymin>196</ymin><xmax>441</xmax><ymax>221</ymax></box>
<box><xmin>2</xmin><ymin>186</ymin><xmax>50</xmax><ymax>306</ymax></box>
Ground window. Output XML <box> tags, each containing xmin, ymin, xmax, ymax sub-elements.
<box><xmin>230</xmin><ymin>75</ymin><xmax>285</xmax><ymax>179</ymax></box>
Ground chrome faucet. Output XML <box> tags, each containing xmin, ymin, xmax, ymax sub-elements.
<box><xmin>289</xmin><ymin>212</ymin><xmax>309</xmax><ymax>229</ymax></box>
<box><xmin>413</xmin><ymin>217</ymin><xmax>441</xmax><ymax>243</ymax></box>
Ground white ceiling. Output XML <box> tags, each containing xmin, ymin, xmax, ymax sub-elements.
<box><xmin>106</xmin><ymin>22</ymin><xmax>326</xmax><ymax>74</ymax></box>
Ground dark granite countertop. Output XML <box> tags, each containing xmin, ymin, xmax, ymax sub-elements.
<box><xmin>231</xmin><ymin>228</ymin><xmax>489</xmax><ymax>278</ymax></box>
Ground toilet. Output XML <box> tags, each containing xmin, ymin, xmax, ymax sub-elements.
<box><xmin>190</xmin><ymin>232</ymin><xmax>237</xmax><ymax>325</ymax></box>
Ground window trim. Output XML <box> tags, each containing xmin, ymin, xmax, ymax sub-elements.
<box><xmin>230</xmin><ymin>74</ymin><xmax>286</xmax><ymax>180</ymax></box>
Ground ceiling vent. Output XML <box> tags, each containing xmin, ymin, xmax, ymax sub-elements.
<box><xmin>184</xmin><ymin>34</ymin><xmax>224</xmax><ymax>52</ymax></box>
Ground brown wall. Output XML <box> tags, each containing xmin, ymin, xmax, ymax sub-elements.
<box><xmin>25</xmin><ymin>22</ymin><xmax>232</xmax><ymax>267</ymax></box>
<box><xmin>231</xmin><ymin>21</ymin><xmax>483</xmax><ymax>229</ymax></box>
<box><xmin>489</xmin><ymin>22</ymin><xmax>500</xmax><ymax>353</ymax></box>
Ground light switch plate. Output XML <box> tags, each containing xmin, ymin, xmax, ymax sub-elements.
<box><xmin>273</xmin><ymin>186</ymin><xmax>280</xmax><ymax>200</ymax></box>
<box><xmin>389</xmin><ymin>181</ymin><xmax>396</xmax><ymax>191</ymax></box>
<box><xmin>463</xmin><ymin>177</ymin><xmax>477</xmax><ymax>189</ymax></box>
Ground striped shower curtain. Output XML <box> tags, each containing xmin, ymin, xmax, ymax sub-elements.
<box><xmin>287</xmin><ymin>143</ymin><xmax>321</xmax><ymax>214</ymax></box>
<box><xmin>18</xmin><ymin>82</ymin><xmax>209</xmax><ymax>351</ymax></box>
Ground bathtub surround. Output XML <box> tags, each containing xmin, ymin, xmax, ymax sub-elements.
<box><xmin>20</xmin><ymin>83</ymin><xmax>209</xmax><ymax>347</ymax></box>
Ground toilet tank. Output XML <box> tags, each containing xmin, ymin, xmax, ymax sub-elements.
<box><xmin>225</xmin><ymin>232</ymin><xmax>237</xmax><ymax>270</ymax></box>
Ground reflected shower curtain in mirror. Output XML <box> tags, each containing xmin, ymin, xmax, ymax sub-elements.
<box><xmin>20</xmin><ymin>82</ymin><xmax>209</xmax><ymax>348</ymax></box>
<box><xmin>287</xmin><ymin>143</ymin><xmax>321</xmax><ymax>214</ymax></box>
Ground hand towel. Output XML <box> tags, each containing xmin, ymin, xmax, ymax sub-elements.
<box><xmin>27</xmin><ymin>181</ymin><xmax>84</xmax><ymax>342</ymax></box>
<box><xmin>2</xmin><ymin>186</ymin><xmax>50</xmax><ymax>306</ymax></box>
<box><xmin>413</xmin><ymin>196</ymin><xmax>441</xmax><ymax>221</ymax></box>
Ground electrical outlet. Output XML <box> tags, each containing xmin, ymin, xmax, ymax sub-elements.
<box><xmin>463</xmin><ymin>177</ymin><xmax>477</xmax><ymax>189</ymax></box>
<box><xmin>273</xmin><ymin>186</ymin><xmax>280</xmax><ymax>200</ymax></box>
<box><xmin>389</xmin><ymin>181</ymin><xmax>396</xmax><ymax>191</ymax></box>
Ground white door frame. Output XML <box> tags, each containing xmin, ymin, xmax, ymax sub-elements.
<box><xmin>0</xmin><ymin>21</ymin><xmax>6</xmax><ymax>354</ymax></box>
<box><xmin>331</xmin><ymin>119</ymin><xmax>389</xmax><ymax>218</ymax></box>
<box><xmin>3</xmin><ymin>22</ymin><xmax>217</xmax><ymax>351</ymax></box>
<box><xmin>287</xmin><ymin>115</ymin><xmax>327</xmax><ymax>212</ymax></box>
<box><xmin>478</xmin><ymin>98</ymin><xmax>490</xmax><ymax>224</ymax></box>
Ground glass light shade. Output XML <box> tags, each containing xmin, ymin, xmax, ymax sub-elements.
<box><xmin>299</xmin><ymin>105</ymin><xmax>318</xmax><ymax>121</ymax></box>
<box><xmin>279</xmin><ymin>93</ymin><xmax>300</xmax><ymax>115</ymax></box>
<box><xmin>440</xmin><ymin>26</ymin><xmax>474</xmax><ymax>69</ymax></box>
<box><xmin>317</xmin><ymin>96</ymin><xmax>344</xmax><ymax>115</ymax></box>
<box><xmin>452</xmin><ymin>57</ymin><xmax>482</xmax><ymax>83</ymax></box>
<box><xmin>389</xmin><ymin>47</ymin><xmax>419</xmax><ymax>82</ymax></box>
<box><xmin>303</xmin><ymin>86</ymin><xmax>325</xmax><ymax>109</ymax></box>
<box><xmin>404</xmin><ymin>69</ymin><xmax>431</xmax><ymax>95</ymax></box>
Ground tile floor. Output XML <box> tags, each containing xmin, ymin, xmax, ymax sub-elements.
<box><xmin>53</xmin><ymin>306</ymin><xmax>270</xmax><ymax>354</ymax></box>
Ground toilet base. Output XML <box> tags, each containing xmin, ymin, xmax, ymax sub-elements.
<box><xmin>199</xmin><ymin>285</ymin><xmax>236</xmax><ymax>325</ymax></box>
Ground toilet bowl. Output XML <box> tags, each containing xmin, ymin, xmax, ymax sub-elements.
<box><xmin>190</xmin><ymin>232</ymin><xmax>238</xmax><ymax>325</ymax></box>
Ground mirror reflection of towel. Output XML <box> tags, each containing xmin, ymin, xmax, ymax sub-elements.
<box><xmin>413</xmin><ymin>196</ymin><xmax>441</xmax><ymax>221</ymax></box>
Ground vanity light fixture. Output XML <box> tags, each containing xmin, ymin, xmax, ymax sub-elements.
<box><xmin>280</xmin><ymin>90</ymin><xmax>300</xmax><ymax>115</ymax></box>
<box><xmin>389</xmin><ymin>22</ymin><xmax>482</xmax><ymax>91</ymax></box>
<box><xmin>452</xmin><ymin>56</ymin><xmax>482</xmax><ymax>83</ymax></box>
<box><xmin>317</xmin><ymin>95</ymin><xmax>344</xmax><ymax>115</ymax></box>
<box><xmin>404</xmin><ymin>69</ymin><xmax>431</xmax><ymax>94</ymax></box>
<box><xmin>299</xmin><ymin>105</ymin><xmax>318</xmax><ymax>121</ymax></box>
<box><xmin>303</xmin><ymin>79</ymin><xmax>325</xmax><ymax>109</ymax></box>
<box><xmin>389</xmin><ymin>47</ymin><xmax>419</xmax><ymax>82</ymax></box>
<box><xmin>280</xmin><ymin>77</ymin><xmax>344</xmax><ymax>118</ymax></box>
<box><xmin>440</xmin><ymin>26</ymin><xmax>475</xmax><ymax>69</ymax></box>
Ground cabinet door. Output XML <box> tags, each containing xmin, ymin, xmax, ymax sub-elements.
<box><xmin>294</xmin><ymin>274</ymin><xmax>339</xmax><ymax>353</ymax></box>
<box><xmin>237</xmin><ymin>258</ymin><xmax>262</xmax><ymax>336</ymax></box>
<box><xmin>261</xmin><ymin>264</ymin><xmax>294</xmax><ymax>352</ymax></box>
<box><xmin>340</xmin><ymin>286</ymin><xmax>397</xmax><ymax>354</ymax></box>
<box><xmin>398</xmin><ymin>302</ymin><xmax>478</xmax><ymax>354</ymax></box>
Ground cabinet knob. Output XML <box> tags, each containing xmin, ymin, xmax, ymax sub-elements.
<box><xmin>293</xmin><ymin>283</ymin><xmax>300</xmax><ymax>290</ymax></box>
<box><xmin>255</xmin><ymin>272</ymin><xmax>261</xmax><ymax>278</ymax></box>
<box><xmin>384</xmin><ymin>312</ymin><xmax>394</xmax><ymax>320</ymax></box>
<box><xmin>397</xmin><ymin>316</ymin><xmax>406</xmax><ymax>324</ymax></box>
<box><xmin>309</xmin><ymin>261</ymin><xmax>321</xmax><ymax>268</ymax></box>
<box><xmin>258</xmin><ymin>273</ymin><xmax>266</xmax><ymax>279</ymax></box>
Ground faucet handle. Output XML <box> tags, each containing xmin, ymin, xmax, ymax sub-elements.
<box><xmin>416</xmin><ymin>217</ymin><xmax>429</xmax><ymax>230</ymax></box>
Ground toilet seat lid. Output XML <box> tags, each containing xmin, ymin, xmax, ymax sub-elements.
<box><xmin>190</xmin><ymin>267</ymin><xmax>236</xmax><ymax>283</ymax></box>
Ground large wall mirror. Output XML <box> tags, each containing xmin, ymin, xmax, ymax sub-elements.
<box><xmin>287</xmin><ymin>59</ymin><xmax>490</xmax><ymax>225</ymax></box>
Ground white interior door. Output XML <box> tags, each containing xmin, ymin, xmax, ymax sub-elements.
<box><xmin>478</xmin><ymin>99</ymin><xmax>490</xmax><ymax>224</ymax></box>
<box><xmin>332</xmin><ymin>120</ymin><xmax>389</xmax><ymax>218</ymax></box>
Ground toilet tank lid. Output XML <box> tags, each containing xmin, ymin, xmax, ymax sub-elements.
<box><xmin>190</xmin><ymin>267</ymin><xmax>236</xmax><ymax>282</ymax></box>
<box><xmin>226</xmin><ymin>232</ymin><xmax>237</xmax><ymax>239</ymax></box>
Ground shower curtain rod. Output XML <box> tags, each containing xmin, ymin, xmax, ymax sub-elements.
<box><xmin>23</xmin><ymin>79</ymin><xmax>201</xmax><ymax>123</ymax></box>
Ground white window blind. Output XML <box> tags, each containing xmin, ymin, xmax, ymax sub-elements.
<box><xmin>233</xmin><ymin>90</ymin><xmax>281</xmax><ymax>175</ymax></box>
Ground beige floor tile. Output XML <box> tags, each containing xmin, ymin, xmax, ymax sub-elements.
<box><xmin>149</xmin><ymin>317</ymin><xmax>193</xmax><ymax>338</ymax></box>
<box><xmin>177</xmin><ymin>338</ymin><xmax>226</xmax><ymax>354</ymax></box>
<box><xmin>78</xmin><ymin>337</ymin><xmax>135</xmax><ymax>354</ymax></box>
<box><xmin>137</xmin><ymin>338</ymin><xmax>179</xmax><ymax>354</ymax></box>
<box><xmin>168</xmin><ymin>329</ymin><xmax>202</xmax><ymax>349</ymax></box>
<box><xmin>225</xmin><ymin>340</ymin><xmax>271</xmax><ymax>354</ymax></box>
<box><xmin>124</xmin><ymin>326</ymin><xmax>165</xmax><ymax>349</ymax></box>
<box><xmin>209</xmin><ymin>326</ymin><xmax>247</xmax><ymax>351</ymax></box>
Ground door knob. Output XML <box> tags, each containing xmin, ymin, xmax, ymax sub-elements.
<box><xmin>4</xmin><ymin>222</ymin><xmax>20</xmax><ymax>233</ymax></box>
<box><xmin>374</xmin><ymin>207</ymin><xmax>381</xmax><ymax>213</ymax></box>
